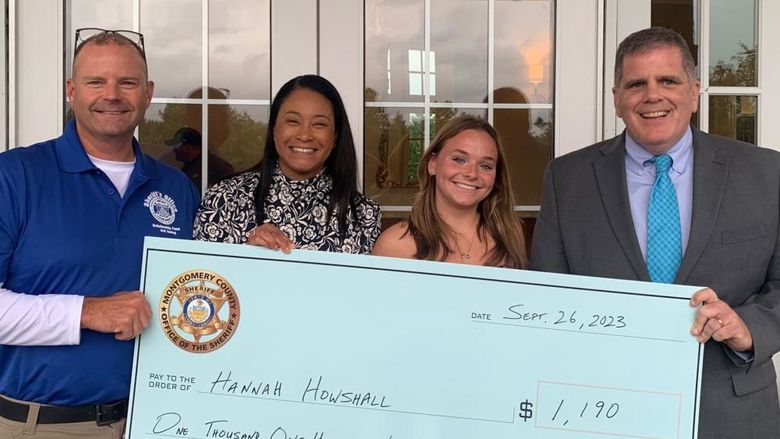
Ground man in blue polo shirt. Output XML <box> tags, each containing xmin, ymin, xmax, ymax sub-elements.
<box><xmin>0</xmin><ymin>29</ymin><xmax>199</xmax><ymax>438</ymax></box>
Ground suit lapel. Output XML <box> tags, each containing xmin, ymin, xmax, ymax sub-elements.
<box><xmin>675</xmin><ymin>130</ymin><xmax>728</xmax><ymax>284</ymax></box>
<box><xmin>593</xmin><ymin>135</ymin><xmax>649</xmax><ymax>281</ymax></box>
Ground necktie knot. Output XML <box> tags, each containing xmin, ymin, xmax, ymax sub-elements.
<box><xmin>653</xmin><ymin>154</ymin><xmax>673</xmax><ymax>174</ymax></box>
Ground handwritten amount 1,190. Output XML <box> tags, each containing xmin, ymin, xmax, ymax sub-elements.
<box><xmin>517</xmin><ymin>398</ymin><xmax>621</xmax><ymax>425</ymax></box>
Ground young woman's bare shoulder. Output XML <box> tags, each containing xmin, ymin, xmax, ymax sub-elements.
<box><xmin>372</xmin><ymin>221</ymin><xmax>418</xmax><ymax>259</ymax></box>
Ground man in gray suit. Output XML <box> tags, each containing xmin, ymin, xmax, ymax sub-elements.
<box><xmin>532</xmin><ymin>27</ymin><xmax>780</xmax><ymax>437</ymax></box>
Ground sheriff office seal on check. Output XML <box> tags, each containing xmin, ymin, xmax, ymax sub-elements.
<box><xmin>159</xmin><ymin>270</ymin><xmax>240</xmax><ymax>353</ymax></box>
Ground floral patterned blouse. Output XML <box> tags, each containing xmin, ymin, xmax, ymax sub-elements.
<box><xmin>194</xmin><ymin>166</ymin><xmax>381</xmax><ymax>254</ymax></box>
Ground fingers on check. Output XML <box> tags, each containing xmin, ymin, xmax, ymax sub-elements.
<box><xmin>689</xmin><ymin>287</ymin><xmax>718</xmax><ymax>307</ymax></box>
<box><xmin>708</xmin><ymin>318</ymin><xmax>733</xmax><ymax>343</ymax></box>
<box><xmin>248</xmin><ymin>224</ymin><xmax>294</xmax><ymax>253</ymax></box>
<box><xmin>690</xmin><ymin>288</ymin><xmax>721</xmax><ymax>335</ymax></box>
<box><xmin>697</xmin><ymin>316</ymin><xmax>728</xmax><ymax>343</ymax></box>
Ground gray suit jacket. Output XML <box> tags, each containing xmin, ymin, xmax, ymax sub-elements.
<box><xmin>531</xmin><ymin>129</ymin><xmax>780</xmax><ymax>438</ymax></box>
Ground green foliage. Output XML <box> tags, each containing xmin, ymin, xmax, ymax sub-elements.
<box><xmin>709</xmin><ymin>42</ymin><xmax>756</xmax><ymax>87</ymax></box>
<box><xmin>142</xmin><ymin>103</ymin><xmax>267</xmax><ymax>173</ymax></box>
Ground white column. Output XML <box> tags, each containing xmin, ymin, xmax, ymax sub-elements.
<box><xmin>555</xmin><ymin>0</ymin><xmax>603</xmax><ymax>156</ymax></box>
<box><xmin>12</xmin><ymin>0</ymin><xmax>64</xmax><ymax>147</ymax></box>
<box><xmin>271</xmin><ymin>0</ymin><xmax>318</xmax><ymax>97</ymax></box>
<box><xmin>318</xmin><ymin>0</ymin><xmax>364</xmax><ymax>187</ymax></box>
<box><xmin>760</xmin><ymin>0</ymin><xmax>780</xmax><ymax>152</ymax></box>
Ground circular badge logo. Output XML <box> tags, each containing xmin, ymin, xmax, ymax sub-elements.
<box><xmin>159</xmin><ymin>270</ymin><xmax>240</xmax><ymax>353</ymax></box>
<box><xmin>144</xmin><ymin>191</ymin><xmax>177</xmax><ymax>225</ymax></box>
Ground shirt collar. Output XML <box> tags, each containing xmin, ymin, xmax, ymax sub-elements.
<box><xmin>56</xmin><ymin>119</ymin><xmax>160</xmax><ymax>180</ymax></box>
<box><xmin>624</xmin><ymin>125</ymin><xmax>693</xmax><ymax>176</ymax></box>
<box><xmin>272</xmin><ymin>164</ymin><xmax>329</xmax><ymax>189</ymax></box>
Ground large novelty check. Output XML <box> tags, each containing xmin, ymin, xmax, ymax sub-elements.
<box><xmin>126</xmin><ymin>237</ymin><xmax>703</xmax><ymax>439</ymax></box>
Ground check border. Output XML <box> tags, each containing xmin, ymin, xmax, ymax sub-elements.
<box><xmin>128</xmin><ymin>245</ymin><xmax>704</xmax><ymax>439</ymax></box>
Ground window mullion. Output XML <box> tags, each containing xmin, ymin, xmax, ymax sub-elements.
<box><xmin>423</xmin><ymin>0</ymin><xmax>431</xmax><ymax>150</ymax></box>
<box><xmin>201</xmin><ymin>0</ymin><xmax>210</xmax><ymax>195</ymax></box>
<box><xmin>487</xmin><ymin>0</ymin><xmax>494</xmax><ymax>125</ymax></box>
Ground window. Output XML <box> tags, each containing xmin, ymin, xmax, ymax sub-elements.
<box><xmin>66</xmin><ymin>0</ymin><xmax>271</xmax><ymax>193</ymax></box>
<box><xmin>364</xmin><ymin>0</ymin><xmax>555</xmax><ymax>216</ymax></box>
<box><xmin>652</xmin><ymin>0</ymin><xmax>760</xmax><ymax>144</ymax></box>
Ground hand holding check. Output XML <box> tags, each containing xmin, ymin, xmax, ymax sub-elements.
<box><xmin>690</xmin><ymin>288</ymin><xmax>753</xmax><ymax>353</ymax></box>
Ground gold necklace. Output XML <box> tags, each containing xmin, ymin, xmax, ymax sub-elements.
<box><xmin>453</xmin><ymin>231</ymin><xmax>478</xmax><ymax>262</ymax></box>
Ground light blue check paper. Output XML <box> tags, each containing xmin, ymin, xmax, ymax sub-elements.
<box><xmin>126</xmin><ymin>237</ymin><xmax>703</xmax><ymax>439</ymax></box>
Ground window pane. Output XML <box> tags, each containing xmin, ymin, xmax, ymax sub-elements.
<box><xmin>209</xmin><ymin>0</ymin><xmax>270</xmax><ymax>100</ymax></box>
<box><xmin>709</xmin><ymin>0</ymin><xmax>757</xmax><ymax>87</ymax></box>
<box><xmin>140</xmin><ymin>103</ymin><xmax>267</xmax><ymax>191</ymax></box>
<box><xmin>140</xmin><ymin>103</ymin><xmax>192</xmax><ymax>168</ymax></box>
<box><xmin>364</xmin><ymin>107</ymin><xmax>425</xmax><ymax>205</ymax></box>
<box><xmin>494</xmin><ymin>108</ymin><xmax>552</xmax><ymax>205</ymax></box>
<box><xmin>430</xmin><ymin>0</ymin><xmax>488</xmax><ymax>103</ymax></box>
<box><xmin>141</xmin><ymin>0</ymin><xmax>203</xmax><ymax>98</ymax></box>
<box><xmin>218</xmin><ymin>105</ymin><xmax>268</xmax><ymax>173</ymax></box>
<box><xmin>365</xmin><ymin>0</ymin><xmax>425</xmax><ymax>103</ymax></box>
<box><xmin>708</xmin><ymin>95</ymin><xmax>757</xmax><ymax>144</ymax></box>
<box><xmin>494</xmin><ymin>0</ymin><xmax>554</xmax><ymax>104</ymax></box>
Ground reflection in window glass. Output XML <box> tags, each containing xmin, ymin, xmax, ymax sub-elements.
<box><xmin>210</xmin><ymin>0</ymin><xmax>270</xmax><ymax>100</ymax></box>
<box><xmin>67</xmin><ymin>0</ymin><xmax>132</xmax><ymax>78</ymax></box>
<box><xmin>140</xmin><ymin>102</ymin><xmax>267</xmax><ymax>191</ymax></box>
<box><xmin>140</xmin><ymin>103</ymin><xmax>195</xmax><ymax>170</ymax></box>
<box><xmin>142</xmin><ymin>0</ymin><xmax>203</xmax><ymax>98</ymax></box>
<box><xmin>494</xmin><ymin>109</ymin><xmax>552</xmax><ymax>205</ymax></box>
<box><xmin>708</xmin><ymin>95</ymin><xmax>757</xmax><ymax>145</ymax></box>
<box><xmin>365</xmin><ymin>0</ymin><xmax>554</xmax><ymax>209</ymax></box>
<box><xmin>494</xmin><ymin>0</ymin><xmax>554</xmax><ymax>103</ymax></box>
<box><xmin>407</xmin><ymin>50</ymin><xmax>436</xmax><ymax>97</ymax></box>
<box><xmin>365</xmin><ymin>105</ymin><xmax>489</xmax><ymax>206</ymax></box>
<box><xmin>364</xmin><ymin>107</ymin><xmax>424</xmax><ymax>206</ymax></box>
<box><xmin>430</xmin><ymin>108</ymin><xmax>483</xmax><ymax>138</ymax></box>
<box><xmin>365</xmin><ymin>0</ymin><xmax>425</xmax><ymax>102</ymax></box>
<box><xmin>68</xmin><ymin>1</ymin><xmax>271</xmax><ymax>194</ymax></box>
<box><xmin>709</xmin><ymin>0</ymin><xmax>756</xmax><ymax>87</ymax></box>
<box><xmin>408</xmin><ymin>50</ymin><xmax>424</xmax><ymax>96</ymax></box>
<box><xmin>430</xmin><ymin>0</ymin><xmax>487</xmax><ymax>103</ymax></box>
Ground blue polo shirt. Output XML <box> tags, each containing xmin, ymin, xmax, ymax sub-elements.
<box><xmin>0</xmin><ymin>120</ymin><xmax>200</xmax><ymax>406</ymax></box>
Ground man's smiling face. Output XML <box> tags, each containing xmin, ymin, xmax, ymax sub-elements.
<box><xmin>66</xmin><ymin>42</ymin><xmax>153</xmax><ymax>148</ymax></box>
<box><xmin>613</xmin><ymin>44</ymin><xmax>700</xmax><ymax>155</ymax></box>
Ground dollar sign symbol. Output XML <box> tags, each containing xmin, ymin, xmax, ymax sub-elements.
<box><xmin>518</xmin><ymin>399</ymin><xmax>534</xmax><ymax>422</ymax></box>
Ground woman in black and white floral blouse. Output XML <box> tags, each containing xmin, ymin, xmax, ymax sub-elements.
<box><xmin>194</xmin><ymin>75</ymin><xmax>381</xmax><ymax>254</ymax></box>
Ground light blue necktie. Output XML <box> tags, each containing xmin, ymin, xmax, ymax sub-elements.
<box><xmin>646</xmin><ymin>154</ymin><xmax>681</xmax><ymax>283</ymax></box>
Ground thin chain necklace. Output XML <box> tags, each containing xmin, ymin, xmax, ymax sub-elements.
<box><xmin>453</xmin><ymin>231</ymin><xmax>478</xmax><ymax>262</ymax></box>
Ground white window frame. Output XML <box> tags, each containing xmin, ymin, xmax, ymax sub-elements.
<box><xmin>7</xmin><ymin>0</ymin><xmax>606</xmax><ymax>187</ymax></box>
<box><xmin>322</xmin><ymin>0</ymin><xmax>604</xmax><ymax>212</ymax></box>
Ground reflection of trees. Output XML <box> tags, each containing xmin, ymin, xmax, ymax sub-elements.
<box><xmin>367</xmin><ymin>87</ymin><xmax>463</xmax><ymax>189</ymax></box>
<box><xmin>709</xmin><ymin>42</ymin><xmax>755</xmax><ymax>87</ymax></box>
<box><xmin>143</xmin><ymin>103</ymin><xmax>267</xmax><ymax>173</ymax></box>
<box><xmin>708</xmin><ymin>42</ymin><xmax>756</xmax><ymax>144</ymax></box>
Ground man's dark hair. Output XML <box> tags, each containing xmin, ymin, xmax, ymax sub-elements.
<box><xmin>614</xmin><ymin>26</ymin><xmax>697</xmax><ymax>85</ymax></box>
